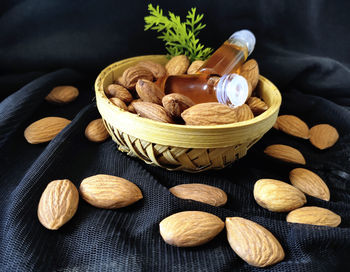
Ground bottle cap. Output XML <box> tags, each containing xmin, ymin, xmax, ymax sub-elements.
<box><xmin>230</xmin><ymin>29</ymin><xmax>256</xmax><ymax>56</ymax></box>
<box><xmin>216</xmin><ymin>74</ymin><xmax>248</xmax><ymax>108</ymax></box>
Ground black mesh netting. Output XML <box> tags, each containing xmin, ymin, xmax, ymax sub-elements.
<box><xmin>1</xmin><ymin>1</ymin><xmax>350</xmax><ymax>271</ymax></box>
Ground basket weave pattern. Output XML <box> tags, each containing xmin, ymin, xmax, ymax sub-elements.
<box><xmin>95</xmin><ymin>55</ymin><xmax>281</xmax><ymax>172</ymax></box>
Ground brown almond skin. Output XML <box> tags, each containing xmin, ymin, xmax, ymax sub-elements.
<box><xmin>240</xmin><ymin>59</ymin><xmax>259</xmax><ymax>92</ymax></box>
<box><xmin>181</xmin><ymin>102</ymin><xmax>237</xmax><ymax>126</ymax></box>
<box><xmin>162</xmin><ymin>93</ymin><xmax>195</xmax><ymax>118</ymax></box>
<box><xmin>309</xmin><ymin>124</ymin><xmax>339</xmax><ymax>150</ymax></box>
<box><xmin>187</xmin><ymin>60</ymin><xmax>205</xmax><ymax>74</ymax></box>
<box><xmin>38</xmin><ymin>179</ymin><xmax>79</xmax><ymax>230</ymax></box>
<box><xmin>159</xmin><ymin>211</ymin><xmax>224</xmax><ymax>247</ymax></box>
<box><xmin>105</xmin><ymin>84</ymin><xmax>133</xmax><ymax>103</ymax></box>
<box><xmin>287</xmin><ymin>206</ymin><xmax>341</xmax><ymax>227</ymax></box>
<box><xmin>133</xmin><ymin>102</ymin><xmax>174</xmax><ymax>123</ymax></box>
<box><xmin>275</xmin><ymin>115</ymin><xmax>309</xmax><ymax>139</ymax></box>
<box><xmin>127</xmin><ymin>99</ymin><xmax>142</xmax><ymax>113</ymax></box>
<box><xmin>165</xmin><ymin>55</ymin><xmax>190</xmax><ymax>75</ymax></box>
<box><xmin>289</xmin><ymin>168</ymin><xmax>330</xmax><ymax>201</ymax></box>
<box><xmin>226</xmin><ymin>217</ymin><xmax>285</xmax><ymax>267</ymax></box>
<box><xmin>135</xmin><ymin>79</ymin><xmax>164</xmax><ymax>105</ymax></box>
<box><xmin>85</xmin><ymin>119</ymin><xmax>110</xmax><ymax>142</ymax></box>
<box><xmin>235</xmin><ymin>104</ymin><xmax>254</xmax><ymax>122</ymax></box>
<box><xmin>79</xmin><ymin>174</ymin><xmax>143</xmax><ymax>209</ymax></box>
<box><xmin>254</xmin><ymin>179</ymin><xmax>306</xmax><ymax>212</ymax></box>
<box><xmin>121</xmin><ymin>66</ymin><xmax>154</xmax><ymax>89</ymax></box>
<box><xmin>246</xmin><ymin>97</ymin><xmax>268</xmax><ymax>115</ymax></box>
<box><xmin>24</xmin><ymin>117</ymin><xmax>71</xmax><ymax>144</ymax></box>
<box><xmin>169</xmin><ymin>183</ymin><xmax>227</xmax><ymax>207</ymax></box>
<box><xmin>137</xmin><ymin>60</ymin><xmax>166</xmax><ymax>79</ymax></box>
<box><xmin>45</xmin><ymin>86</ymin><xmax>79</xmax><ymax>104</ymax></box>
<box><xmin>264</xmin><ymin>144</ymin><xmax>306</xmax><ymax>165</ymax></box>
<box><xmin>110</xmin><ymin>97</ymin><xmax>128</xmax><ymax>111</ymax></box>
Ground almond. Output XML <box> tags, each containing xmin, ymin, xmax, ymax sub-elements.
<box><xmin>24</xmin><ymin>117</ymin><xmax>71</xmax><ymax>144</ymax></box>
<box><xmin>110</xmin><ymin>97</ymin><xmax>128</xmax><ymax>111</ymax></box>
<box><xmin>121</xmin><ymin>66</ymin><xmax>153</xmax><ymax>89</ymax></box>
<box><xmin>85</xmin><ymin>118</ymin><xmax>110</xmax><ymax>142</ymax></box>
<box><xmin>159</xmin><ymin>211</ymin><xmax>224</xmax><ymax>247</ymax></box>
<box><xmin>45</xmin><ymin>86</ymin><xmax>79</xmax><ymax>104</ymax></box>
<box><xmin>254</xmin><ymin>179</ymin><xmax>306</xmax><ymax>212</ymax></box>
<box><xmin>135</xmin><ymin>79</ymin><xmax>164</xmax><ymax>105</ymax></box>
<box><xmin>226</xmin><ymin>217</ymin><xmax>285</xmax><ymax>267</ymax></box>
<box><xmin>165</xmin><ymin>55</ymin><xmax>190</xmax><ymax>75</ymax></box>
<box><xmin>264</xmin><ymin>144</ymin><xmax>306</xmax><ymax>165</ymax></box>
<box><xmin>289</xmin><ymin>168</ymin><xmax>330</xmax><ymax>201</ymax></box>
<box><xmin>38</xmin><ymin>179</ymin><xmax>79</xmax><ymax>230</ymax></box>
<box><xmin>133</xmin><ymin>102</ymin><xmax>174</xmax><ymax>123</ymax></box>
<box><xmin>127</xmin><ymin>99</ymin><xmax>142</xmax><ymax>113</ymax></box>
<box><xmin>105</xmin><ymin>84</ymin><xmax>133</xmax><ymax>103</ymax></box>
<box><xmin>137</xmin><ymin>60</ymin><xmax>167</xmax><ymax>79</ymax></box>
<box><xmin>79</xmin><ymin>174</ymin><xmax>143</xmax><ymax>209</ymax></box>
<box><xmin>187</xmin><ymin>60</ymin><xmax>205</xmax><ymax>74</ymax></box>
<box><xmin>246</xmin><ymin>97</ymin><xmax>268</xmax><ymax>115</ymax></box>
<box><xmin>162</xmin><ymin>93</ymin><xmax>195</xmax><ymax>118</ymax></box>
<box><xmin>181</xmin><ymin>102</ymin><xmax>237</xmax><ymax>126</ymax></box>
<box><xmin>240</xmin><ymin>59</ymin><xmax>259</xmax><ymax>92</ymax></box>
<box><xmin>286</xmin><ymin>206</ymin><xmax>341</xmax><ymax>227</ymax></box>
<box><xmin>275</xmin><ymin>115</ymin><xmax>309</xmax><ymax>139</ymax></box>
<box><xmin>169</xmin><ymin>183</ymin><xmax>227</xmax><ymax>207</ymax></box>
<box><xmin>235</xmin><ymin>104</ymin><xmax>254</xmax><ymax>122</ymax></box>
<box><xmin>309</xmin><ymin>124</ymin><xmax>339</xmax><ymax>150</ymax></box>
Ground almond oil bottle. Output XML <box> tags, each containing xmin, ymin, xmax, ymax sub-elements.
<box><xmin>159</xmin><ymin>29</ymin><xmax>256</xmax><ymax>107</ymax></box>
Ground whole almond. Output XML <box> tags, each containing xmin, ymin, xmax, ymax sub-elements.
<box><xmin>79</xmin><ymin>174</ymin><xmax>143</xmax><ymax>209</ymax></box>
<box><xmin>275</xmin><ymin>115</ymin><xmax>309</xmax><ymax>139</ymax></box>
<box><xmin>169</xmin><ymin>183</ymin><xmax>227</xmax><ymax>207</ymax></box>
<box><xmin>45</xmin><ymin>86</ymin><xmax>79</xmax><ymax>104</ymax></box>
<box><xmin>246</xmin><ymin>97</ymin><xmax>268</xmax><ymax>115</ymax></box>
<box><xmin>109</xmin><ymin>97</ymin><xmax>128</xmax><ymax>111</ymax></box>
<box><xmin>24</xmin><ymin>117</ymin><xmax>71</xmax><ymax>144</ymax></box>
<box><xmin>137</xmin><ymin>60</ymin><xmax>166</xmax><ymax>79</ymax></box>
<box><xmin>226</xmin><ymin>217</ymin><xmax>285</xmax><ymax>267</ymax></box>
<box><xmin>128</xmin><ymin>99</ymin><xmax>142</xmax><ymax>113</ymax></box>
<box><xmin>135</xmin><ymin>79</ymin><xmax>164</xmax><ymax>105</ymax></box>
<box><xmin>121</xmin><ymin>66</ymin><xmax>153</xmax><ymax>89</ymax></box>
<box><xmin>133</xmin><ymin>102</ymin><xmax>174</xmax><ymax>123</ymax></box>
<box><xmin>85</xmin><ymin>118</ymin><xmax>110</xmax><ymax>142</ymax></box>
<box><xmin>264</xmin><ymin>144</ymin><xmax>306</xmax><ymax>165</ymax></box>
<box><xmin>240</xmin><ymin>59</ymin><xmax>259</xmax><ymax>92</ymax></box>
<box><xmin>162</xmin><ymin>93</ymin><xmax>195</xmax><ymax>118</ymax></box>
<box><xmin>309</xmin><ymin>124</ymin><xmax>339</xmax><ymax>150</ymax></box>
<box><xmin>235</xmin><ymin>104</ymin><xmax>254</xmax><ymax>122</ymax></box>
<box><xmin>287</xmin><ymin>206</ymin><xmax>341</xmax><ymax>227</ymax></box>
<box><xmin>187</xmin><ymin>60</ymin><xmax>205</xmax><ymax>74</ymax></box>
<box><xmin>105</xmin><ymin>84</ymin><xmax>133</xmax><ymax>103</ymax></box>
<box><xmin>289</xmin><ymin>168</ymin><xmax>330</xmax><ymax>201</ymax></box>
<box><xmin>181</xmin><ymin>102</ymin><xmax>237</xmax><ymax>126</ymax></box>
<box><xmin>159</xmin><ymin>211</ymin><xmax>224</xmax><ymax>247</ymax></box>
<box><xmin>165</xmin><ymin>55</ymin><xmax>190</xmax><ymax>75</ymax></box>
<box><xmin>38</xmin><ymin>179</ymin><xmax>79</xmax><ymax>230</ymax></box>
<box><xmin>254</xmin><ymin>179</ymin><xmax>306</xmax><ymax>212</ymax></box>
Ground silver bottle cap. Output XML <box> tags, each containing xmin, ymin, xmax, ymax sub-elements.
<box><xmin>216</xmin><ymin>74</ymin><xmax>248</xmax><ymax>108</ymax></box>
<box><xmin>230</xmin><ymin>29</ymin><xmax>256</xmax><ymax>56</ymax></box>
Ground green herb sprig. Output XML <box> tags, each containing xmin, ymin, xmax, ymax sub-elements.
<box><xmin>144</xmin><ymin>4</ymin><xmax>213</xmax><ymax>62</ymax></box>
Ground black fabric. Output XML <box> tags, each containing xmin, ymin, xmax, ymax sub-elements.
<box><xmin>1</xmin><ymin>0</ymin><xmax>350</xmax><ymax>271</ymax></box>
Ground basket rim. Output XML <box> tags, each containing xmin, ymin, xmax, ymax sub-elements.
<box><xmin>95</xmin><ymin>55</ymin><xmax>282</xmax><ymax>131</ymax></box>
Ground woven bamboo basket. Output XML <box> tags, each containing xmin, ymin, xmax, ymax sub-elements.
<box><xmin>95</xmin><ymin>55</ymin><xmax>282</xmax><ymax>172</ymax></box>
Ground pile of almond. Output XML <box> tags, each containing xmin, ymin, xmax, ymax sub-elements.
<box><xmin>105</xmin><ymin>55</ymin><xmax>269</xmax><ymax>126</ymax></box>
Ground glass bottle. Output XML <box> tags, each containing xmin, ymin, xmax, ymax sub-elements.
<box><xmin>158</xmin><ymin>29</ymin><xmax>256</xmax><ymax>107</ymax></box>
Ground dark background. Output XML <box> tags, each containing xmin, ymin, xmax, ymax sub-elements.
<box><xmin>0</xmin><ymin>0</ymin><xmax>350</xmax><ymax>271</ymax></box>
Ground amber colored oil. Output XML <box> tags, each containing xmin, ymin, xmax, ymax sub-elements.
<box><xmin>199</xmin><ymin>42</ymin><xmax>248</xmax><ymax>76</ymax></box>
<box><xmin>158</xmin><ymin>41</ymin><xmax>248</xmax><ymax>104</ymax></box>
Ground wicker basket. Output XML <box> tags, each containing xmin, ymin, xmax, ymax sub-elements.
<box><xmin>95</xmin><ymin>55</ymin><xmax>281</xmax><ymax>172</ymax></box>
